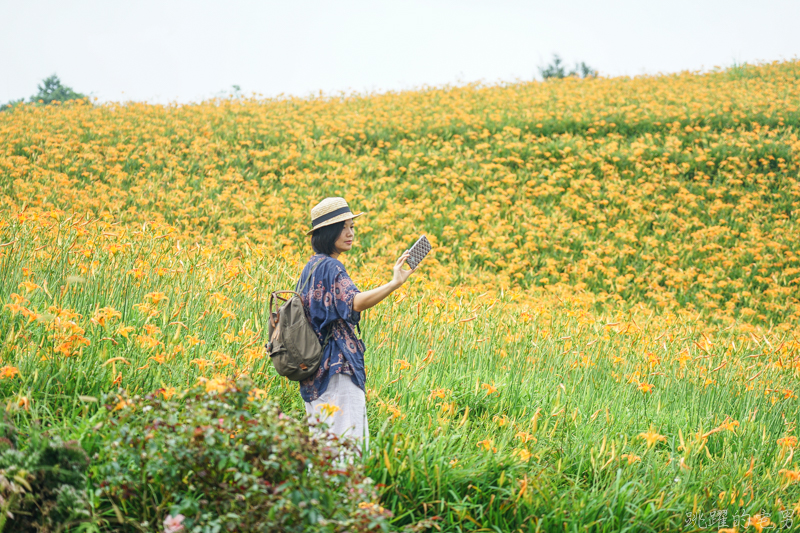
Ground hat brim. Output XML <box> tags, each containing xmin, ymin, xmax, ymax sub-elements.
<box><xmin>306</xmin><ymin>212</ymin><xmax>365</xmax><ymax>235</ymax></box>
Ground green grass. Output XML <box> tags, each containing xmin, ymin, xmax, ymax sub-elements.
<box><xmin>0</xmin><ymin>217</ymin><xmax>798</xmax><ymax>532</ymax></box>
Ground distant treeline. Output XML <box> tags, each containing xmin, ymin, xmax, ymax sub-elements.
<box><xmin>539</xmin><ymin>54</ymin><xmax>598</xmax><ymax>79</ymax></box>
<box><xmin>1</xmin><ymin>75</ymin><xmax>88</xmax><ymax>111</ymax></box>
<box><xmin>2</xmin><ymin>59</ymin><xmax>599</xmax><ymax>112</ymax></box>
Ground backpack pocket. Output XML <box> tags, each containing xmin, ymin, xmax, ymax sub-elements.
<box><xmin>269</xmin><ymin>341</ymin><xmax>298</xmax><ymax>377</ymax></box>
<box><xmin>285</xmin><ymin>320</ymin><xmax>322</xmax><ymax>375</ymax></box>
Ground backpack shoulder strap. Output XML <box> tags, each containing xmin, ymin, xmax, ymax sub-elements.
<box><xmin>297</xmin><ymin>256</ymin><xmax>326</xmax><ymax>294</ymax></box>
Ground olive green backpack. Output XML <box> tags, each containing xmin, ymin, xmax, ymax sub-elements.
<box><xmin>265</xmin><ymin>259</ymin><xmax>332</xmax><ymax>381</ymax></box>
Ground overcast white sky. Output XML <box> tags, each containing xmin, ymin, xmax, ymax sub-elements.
<box><xmin>2</xmin><ymin>0</ymin><xmax>799</xmax><ymax>104</ymax></box>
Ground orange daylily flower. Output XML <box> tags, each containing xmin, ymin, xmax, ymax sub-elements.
<box><xmin>638</xmin><ymin>429</ymin><xmax>667</xmax><ymax>448</ymax></box>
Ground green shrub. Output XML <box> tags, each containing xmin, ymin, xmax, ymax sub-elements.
<box><xmin>29</xmin><ymin>75</ymin><xmax>87</xmax><ymax>105</ymax></box>
<box><xmin>0</xmin><ymin>416</ymin><xmax>91</xmax><ymax>532</ymax></box>
<box><xmin>2</xmin><ymin>74</ymin><xmax>88</xmax><ymax>111</ymax></box>
<box><xmin>539</xmin><ymin>54</ymin><xmax>597</xmax><ymax>79</ymax></box>
<box><xmin>93</xmin><ymin>377</ymin><xmax>392</xmax><ymax>532</ymax></box>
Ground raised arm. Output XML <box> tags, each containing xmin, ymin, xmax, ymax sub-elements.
<box><xmin>352</xmin><ymin>251</ymin><xmax>414</xmax><ymax>313</ymax></box>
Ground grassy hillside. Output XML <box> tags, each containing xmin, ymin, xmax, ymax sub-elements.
<box><xmin>0</xmin><ymin>61</ymin><xmax>799</xmax><ymax>531</ymax></box>
<box><xmin>2</xmin><ymin>60</ymin><xmax>799</xmax><ymax>326</ymax></box>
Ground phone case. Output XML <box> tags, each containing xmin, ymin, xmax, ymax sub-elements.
<box><xmin>406</xmin><ymin>235</ymin><xmax>432</xmax><ymax>270</ymax></box>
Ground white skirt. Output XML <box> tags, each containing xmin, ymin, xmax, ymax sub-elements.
<box><xmin>305</xmin><ymin>372</ymin><xmax>369</xmax><ymax>454</ymax></box>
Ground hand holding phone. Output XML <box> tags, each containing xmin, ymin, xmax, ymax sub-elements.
<box><xmin>405</xmin><ymin>235</ymin><xmax>432</xmax><ymax>270</ymax></box>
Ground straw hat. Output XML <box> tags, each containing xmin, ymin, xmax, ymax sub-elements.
<box><xmin>306</xmin><ymin>197</ymin><xmax>364</xmax><ymax>235</ymax></box>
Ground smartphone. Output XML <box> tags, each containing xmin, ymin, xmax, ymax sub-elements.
<box><xmin>405</xmin><ymin>235</ymin><xmax>432</xmax><ymax>270</ymax></box>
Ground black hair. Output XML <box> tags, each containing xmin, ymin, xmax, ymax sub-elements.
<box><xmin>311</xmin><ymin>220</ymin><xmax>345</xmax><ymax>255</ymax></box>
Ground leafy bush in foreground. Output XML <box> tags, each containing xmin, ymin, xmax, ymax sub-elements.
<box><xmin>0</xmin><ymin>417</ymin><xmax>91</xmax><ymax>532</ymax></box>
<box><xmin>93</xmin><ymin>377</ymin><xmax>391</xmax><ymax>532</ymax></box>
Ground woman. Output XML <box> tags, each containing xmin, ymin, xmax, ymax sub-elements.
<box><xmin>298</xmin><ymin>197</ymin><xmax>416</xmax><ymax>453</ymax></box>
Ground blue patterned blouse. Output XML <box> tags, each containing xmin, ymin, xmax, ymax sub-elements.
<box><xmin>296</xmin><ymin>253</ymin><xmax>365</xmax><ymax>402</ymax></box>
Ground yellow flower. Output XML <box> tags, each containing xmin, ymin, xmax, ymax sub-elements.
<box><xmin>777</xmin><ymin>436</ymin><xmax>798</xmax><ymax>449</ymax></box>
<box><xmin>212</xmin><ymin>351</ymin><xmax>235</xmax><ymax>367</ymax></box>
<box><xmin>493</xmin><ymin>414</ymin><xmax>509</xmax><ymax>427</ymax></box>
<box><xmin>621</xmin><ymin>453</ymin><xmax>641</xmax><ymax>465</ymax></box>
<box><xmin>438</xmin><ymin>402</ymin><xmax>456</xmax><ymax>416</ymax></box>
<box><xmin>4</xmin><ymin>303</ymin><xmax>24</xmax><ymax>316</ymax></box>
<box><xmin>745</xmin><ymin>513</ymin><xmax>773</xmax><ymax>533</ymax></box>
<box><xmin>204</xmin><ymin>376</ymin><xmax>228</xmax><ymax>394</ymax></box>
<box><xmin>106</xmin><ymin>243</ymin><xmax>123</xmax><ymax>255</ymax></box>
<box><xmin>8</xmin><ymin>293</ymin><xmax>27</xmax><ymax>305</ymax></box>
<box><xmin>481</xmin><ymin>383</ymin><xmax>498</xmax><ymax>395</ymax></box>
<box><xmin>248</xmin><ymin>388</ymin><xmax>267</xmax><ymax>401</ymax></box>
<box><xmin>127</xmin><ymin>268</ymin><xmax>145</xmax><ymax>280</ymax></box>
<box><xmin>18</xmin><ymin>281</ymin><xmax>39</xmax><ymax>293</ymax></box>
<box><xmin>136</xmin><ymin>335</ymin><xmax>161</xmax><ymax>350</ymax></box>
<box><xmin>515</xmin><ymin>448</ymin><xmax>532</xmax><ymax>462</ymax></box>
<box><xmin>394</xmin><ymin>359</ymin><xmax>411</xmax><ymax>371</ymax></box>
<box><xmin>385</xmin><ymin>404</ymin><xmax>404</xmax><ymax>420</ymax></box>
<box><xmin>676</xmin><ymin>350</ymin><xmax>692</xmax><ymax>367</ymax></box>
<box><xmin>53</xmin><ymin>334</ymin><xmax>91</xmax><ymax>356</ymax></box>
<box><xmin>187</xmin><ymin>335</ymin><xmax>205</xmax><ymax>347</ymax></box>
<box><xmin>160</xmin><ymin>387</ymin><xmax>177</xmax><ymax>400</ymax></box>
<box><xmin>132</xmin><ymin>302</ymin><xmax>157</xmax><ymax>317</ymax></box>
<box><xmin>429</xmin><ymin>388</ymin><xmax>448</xmax><ymax>400</ymax></box>
<box><xmin>15</xmin><ymin>395</ymin><xmax>30</xmax><ymax>412</ymax></box>
<box><xmin>144</xmin><ymin>291</ymin><xmax>168</xmax><ymax>305</ymax></box>
<box><xmin>477</xmin><ymin>439</ymin><xmax>496</xmax><ymax>452</ymax></box>
<box><xmin>191</xmin><ymin>359</ymin><xmax>214</xmax><ymax>370</ymax></box>
<box><xmin>358</xmin><ymin>502</ymin><xmax>386</xmax><ymax>513</ymax></box>
<box><xmin>779</xmin><ymin>468</ymin><xmax>800</xmax><ymax>483</ymax></box>
<box><xmin>113</xmin><ymin>396</ymin><xmax>131</xmax><ymax>411</ymax></box>
<box><xmin>318</xmin><ymin>403</ymin><xmax>341</xmax><ymax>418</ymax></box>
<box><xmin>515</xmin><ymin>431</ymin><xmax>536</xmax><ymax>443</ymax></box>
<box><xmin>210</xmin><ymin>292</ymin><xmax>231</xmax><ymax>306</ymax></box>
<box><xmin>637</xmin><ymin>382</ymin><xmax>654</xmax><ymax>394</ymax></box>
<box><xmin>0</xmin><ymin>366</ymin><xmax>20</xmax><ymax>380</ymax></box>
<box><xmin>143</xmin><ymin>324</ymin><xmax>161</xmax><ymax>336</ymax></box>
<box><xmin>91</xmin><ymin>306</ymin><xmax>122</xmax><ymax>327</ymax></box>
<box><xmin>116</xmin><ymin>325</ymin><xmax>135</xmax><ymax>339</ymax></box>
<box><xmin>638</xmin><ymin>428</ymin><xmax>667</xmax><ymax>448</ymax></box>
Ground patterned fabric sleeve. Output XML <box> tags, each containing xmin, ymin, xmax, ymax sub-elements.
<box><xmin>332</xmin><ymin>270</ymin><xmax>361</xmax><ymax>325</ymax></box>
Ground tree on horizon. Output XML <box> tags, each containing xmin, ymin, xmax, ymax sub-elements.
<box><xmin>30</xmin><ymin>75</ymin><xmax>87</xmax><ymax>104</ymax></box>
<box><xmin>539</xmin><ymin>54</ymin><xmax>598</xmax><ymax>80</ymax></box>
<box><xmin>2</xmin><ymin>74</ymin><xmax>88</xmax><ymax>111</ymax></box>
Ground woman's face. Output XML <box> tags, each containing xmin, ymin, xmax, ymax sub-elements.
<box><xmin>334</xmin><ymin>219</ymin><xmax>355</xmax><ymax>254</ymax></box>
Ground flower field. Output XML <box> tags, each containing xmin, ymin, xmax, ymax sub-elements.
<box><xmin>1</xmin><ymin>60</ymin><xmax>800</xmax><ymax>531</ymax></box>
